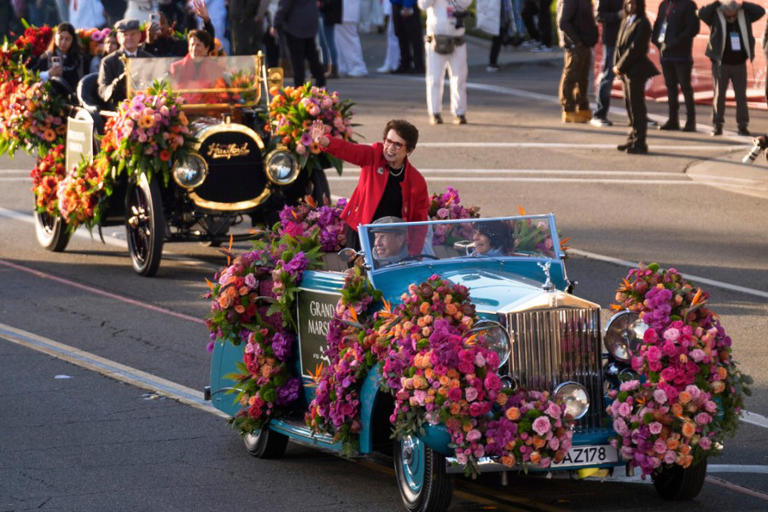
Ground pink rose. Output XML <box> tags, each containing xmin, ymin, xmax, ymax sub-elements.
<box><xmin>532</xmin><ymin>416</ymin><xmax>552</xmax><ymax>436</ymax></box>
<box><xmin>698</xmin><ymin>437</ymin><xmax>712</xmax><ymax>450</ymax></box>
<box><xmin>649</xmin><ymin>421</ymin><xmax>662</xmax><ymax>435</ymax></box>
<box><xmin>465</xmin><ymin>386</ymin><xmax>479</xmax><ymax>402</ymax></box>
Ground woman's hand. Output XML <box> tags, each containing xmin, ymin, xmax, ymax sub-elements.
<box><xmin>192</xmin><ymin>0</ymin><xmax>210</xmax><ymax>21</ymax></box>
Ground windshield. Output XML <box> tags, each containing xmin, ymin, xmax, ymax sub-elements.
<box><xmin>125</xmin><ymin>55</ymin><xmax>263</xmax><ymax>107</ymax></box>
<box><xmin>359</xmin><ymin>215</ymin><xmax>562</xmax><ymax>270</ymax></box>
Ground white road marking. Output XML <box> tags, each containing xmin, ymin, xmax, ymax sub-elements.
<box><xmin>417</xmin><ymin>142</ymin><xmax>748</xmax><ymax>151</ymax></box>
<box><xmin>568</xmin><ymin>248</ymin><xmax>768</xmax><ymax>299</ymax></box>
<box><xmin>709</xmin><ymin>465</ymin><xmax>768</xmax><ymax>474</ymax></box>
<box><xmin>0</xmin><ymin>177</ymin><xmax>31</xmax><ymax>181</ymax></box>
<box><xmin>741</xmin><ymin>410</ymin><xmax>768</xmax><ymax>429</ymax></box>
<box><xmin>0</xmin><ymin>321</ymin><xmax>226</xmax><ymax>418</ymax></box>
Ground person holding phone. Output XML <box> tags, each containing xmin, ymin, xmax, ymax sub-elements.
<box><xmin>141</xmin><ymin>11</ymin><xmax>188</xmax><ymax>57</ymax></box>
<box><xmin>35</xmin><ymin>22</ymin><xmax>86</xmax><ymax>97</ymax></box>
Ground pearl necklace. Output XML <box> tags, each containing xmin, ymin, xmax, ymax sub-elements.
<box><xmin>389</xmin><ymin>164</ymin><xmax>405</xmax><ymax>177</ymax></box>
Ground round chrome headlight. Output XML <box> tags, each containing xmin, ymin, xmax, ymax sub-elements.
<box><xmin>172</xmin><ymin>152</ymin><xmax>208</xmax><ymax>189</ymax></box>
<box><xmin>265</xmin><ymin>148</ymin><xmax>299</xmax><ymax>185</ymax></box>
<box><xmin>469</xmin><ymin>320</ymin><xmax>511</xmax><ymax>367</ymax></box>
<box><xmin>604</xmin><ymin>311</ymin><xmax>648</xmax><ymax>363</ymax></box>
<box><xmin>554</xmin><ymin>381</ymin><xmax>590</xmax><ymax>420</ymax></box>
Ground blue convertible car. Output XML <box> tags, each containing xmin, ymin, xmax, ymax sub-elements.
<box><xmin>207</xmin><ymin>214</ymin><xmax>699</xmax><ymax>511</ymax></box>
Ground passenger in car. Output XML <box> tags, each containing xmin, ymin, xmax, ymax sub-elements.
<box><xmin>35</xmin><ymin>22</ymin><xmax>86</xmax><ymax>98</ymax></box>
<box><xmin>97</xmin><ymin>19</ymin><xmax>152</xmax><ymax>109</ymax></box>
<box><xmin>471</xmin><ymin>221</ymin><xmax>514</xmax><ymax>256</ymax></box>
<box><xmin>315</xmin><ymin>119</ymin><xmax>429</xmax><ymax>253</ymax></box>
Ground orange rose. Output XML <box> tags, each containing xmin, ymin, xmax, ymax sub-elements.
<box><xmin>681</xmin><ymin>421</ymin><xmax>696</xmax><ymax>438</ymax></box>
<box><xmin>529</xmin><ymin>452</ymin><xmax>541</xmax><ymax>464</ymax></box>
<box><xmin>533</xmin><ymin>437</ymin><xmax>546</xmax><ymax>449</ymax></box>
<box><xmin>678</xmin><ymin>391</ymin><xmax>692</xmax><ymax>404</ymax></box>
<box><xmin>666</xmin><ymin>437</ymin><xmax>679</xmax><ymax>450</ymax></box>
<box><xmin>501</xmin><ymin>455</ymin><xmax>516</xmax><ymax>467</ymax></box>
<box><xmin>505</xmin><ymin>407</ymin><xmax>521</xmax><ymax>421</ymax></box>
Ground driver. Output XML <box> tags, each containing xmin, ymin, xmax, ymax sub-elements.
<box><xmin>371</xmin><ymin>216</ymin><xmax>409</xmax><ymax>267</ymax></box>
<box><xmin>471</xmin><ymin>221</ymin><xmax>513</xmax><ymax>257</ymax></box>
<box><xmin>97</xmin><ymin>19</ymin><xmax>152</xmax><ymax>109</ymax></box>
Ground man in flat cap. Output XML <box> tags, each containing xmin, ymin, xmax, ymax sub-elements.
<box><xmin>98</xmin><ymin>18</ymin><xmax>152</xmax><ymax>109</ymax></box>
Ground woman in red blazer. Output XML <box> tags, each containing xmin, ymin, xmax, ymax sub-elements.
<box><xmin>319</xmin><ymin>119</ymin><xmax>429</xmax><ymax>253</ymax></box>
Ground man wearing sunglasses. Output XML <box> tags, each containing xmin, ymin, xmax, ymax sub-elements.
<box><xmin>698</xmin><ymin>0</ymin><xmax>765</xmax><ymax>136</ymax></box>
<box><xmin>316</xmin><ymin>119</ymin><xmax>429</xmax><ymax>252</ymax></box>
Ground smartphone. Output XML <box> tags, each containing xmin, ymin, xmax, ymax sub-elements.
<box><xmin>150</xmin><ymin>12</ymin><xmax>161</xmax><ymax>26</ymax></box>
<box><xmin>51</xmin><ymin>56</ymin><xmax>62</xmax><ymax>67</ymax></box>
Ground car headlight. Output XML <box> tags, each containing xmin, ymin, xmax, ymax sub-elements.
<box><xmin>604</xmin><ymin>311</ymin><xmax>648</xmax><ymax>363</ymax></box>
<box><xmin>469</xmin><ymin>320</ymin><xmax>511</xmax><ymax>367</ymax></box>
<box><xmin>172</xmin><ymin>152</ymin><xmax>208</xmax><ymax>189</ymax></box>
<box><xmin>265</xmin><ymin>148</ymin><xmax>299</xmax><ymax>185</ymax></box>
<box><xmin>554</xmin><ymin>381</ymin><xmax>589</xmax><ymax>419</ymax></box>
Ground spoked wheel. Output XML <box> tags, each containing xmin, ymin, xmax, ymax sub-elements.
<box><xmin>34</xmin><ymin>210</ymin><xmax>71</xmax><ymax>252</ymax></box>
<box><xmin>125</xmin><ymin>174</ymin><xmax>165</xmax><ymax>276</ymax></box>
<box><xmin>393</xmin><ymin>436</ymin><xmax>452</xmax><ymax>512</ymax></box>
<box><xmin>652</xmin><ymin>458</ymin><xmax>708</xmax><ymax>500</ymax></box>
<box><xmin>243</xmin><ymin>427</ymin><xmax>288</xmax><ymax>459</ymax></box>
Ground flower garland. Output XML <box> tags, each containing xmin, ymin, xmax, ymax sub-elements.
<box><xmin>205</xmin><ymin>231</ymin><xmax>323</xmax><ymax>433</ymax></box>
<box><xmin>30</xmin><ymin>144</ymin><xmax>67</xmax><ymax>216</ymax></box>
<box><xmin>278</xmin><ymin>196</ymin><xmax>348</xmax><ymax>252</ymax></box>
<box><xmin>606</xmin><ymin>264</ymin><xmax>751</xmax><ymax>476</ymax></box>
<box><xmin>305</xmin><ymin>267</ymin><xmax>382</xmax><ymax>454</ymax></box>
<box><xmin>485</xmin><ymin>390</ymin><xmax>573</xmax><ymax>469</ymax></box>
<box><xmin>265</xmin><ymin>83</ymin><xmax>354</xmax><ymax>174</ymax></box>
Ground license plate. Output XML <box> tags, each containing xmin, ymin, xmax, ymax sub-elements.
<box><xmin>550</xmin><ymin>444</ymin><xmax>618</xmax><ymax>468</ymax></box>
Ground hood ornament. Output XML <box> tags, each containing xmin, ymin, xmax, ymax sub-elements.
<box><xmin>537</xmin><ymin>260</ymin><xmax>554</xmax><ymax>292</ymax></box>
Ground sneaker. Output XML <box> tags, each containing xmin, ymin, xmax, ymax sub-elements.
<box><xmin>531</xmin><ymin>43</ymin><xmax>553</xmax><ymax>53</ymax></box>
<box><xmin>453</xmin><ymin>115</ymin><xmax>467</xmax><ymax>125</ymax></box>
<box><xmin>376</xmin><ymin>65</ymin><xmax>393</xmax><ymax>73</ymax></box>
<box><xmin>590</xmin><ymin>117</ymin><xmax>612</xmax><ymax>127</ymax></box>
<box><xmin>430</xmin><ymin>114</ymin><xmax>443</xmax><ymax>126</ymax></box>
<box><xmin>486</xmin><ymin>65</ymin><xmax>500</xmax><ymax>72</ymax></box>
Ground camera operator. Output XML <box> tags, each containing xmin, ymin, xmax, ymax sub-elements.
<box><xmin>419</xmin><ymin>0</ymin><xmax>473</xmax><ymax>126</ymax></box>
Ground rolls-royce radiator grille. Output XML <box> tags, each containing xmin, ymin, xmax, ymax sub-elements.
<box><xmin>504</xmin><ymin>307</ymin><xmax>604</xmax><ymax>430</ymax></box>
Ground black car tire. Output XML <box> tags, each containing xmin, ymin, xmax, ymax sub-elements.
<box><xmin>243</xmin><ymin>428</ymin><xmax>288</xmax><ymax>459</ymax></box>
<box><xmin>125</xmin><ymin>174</ymin><xmax>165</xmax><ymax>276</ymax></box>
<box><xmin>652</xmin><ymin>458</ymin><xmax>708</xmax><ymax>500</ymax></box>
<box><xmin>393</xmin><ymin>436</ymin><xmax>452</xmax><ymax>512</ymax></box>
<box><xmin>34</xmin><ymin>210</ymin><xmax>71</xmax><ymax>252</ymax></box>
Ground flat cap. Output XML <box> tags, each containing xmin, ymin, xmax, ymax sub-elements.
<box><xmin>114</xmin><ymin>18</ymin><xmax>140</xmax><ymax>32</ymax></box>
<box><xmin>371</xmin><ymin>216</ymin><xmax>407</xmax><ymax>234</ymax></box>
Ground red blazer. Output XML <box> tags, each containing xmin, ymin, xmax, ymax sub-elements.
<box><xmin>324</xmin><ymin>137</ymin><xmax>429</xmax><ymax>253</ymax></box>
<box><xmin>170</xmin><ymin>55</ymin><xmax>226</xmax><ymax>104</ymax></box>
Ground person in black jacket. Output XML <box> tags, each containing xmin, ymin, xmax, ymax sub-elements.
<box><xmin>698</xmin><ymin>0</ymin><xmax>764</xmax><ymax>136</ymax></box>
<box><xmin>35</xmin><ymin>22</ymin><xmax>86</xmax><ymax>99</ymax></box>
<box><xmin>98</xmin><ymin>19</ymin><xmax>153</xmax><ymax>110</ymax></box>
<box><xmin>592</xmin><ymin>0</ymin><xmax>623</xmax><ymax>126</ymax></box>
<box><xmin>140</xmin><ymin>11</ymin><xmax>188</xmax><ymax>57</ymax></box>
<box><xmin>652</xmin><ymin>0</ymin><xmax>699</xmax><ymax>131</ymax></box>
<box><xmin>271</xmin><ymin>0</ymin><xmax>326</xmax><ymax>87</ymax></box>
<box><xmin>613</xmin><ymin>0</ymin><xmax>659</xmax><ymax>154</ymax></box>
<box><xmin>557</xmin><ymin>0</ymin><xmax>599</xmax><ymax>123</ymax></box>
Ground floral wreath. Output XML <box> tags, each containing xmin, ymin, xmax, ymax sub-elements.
<box><xmin>606</xmin><ymin>264</ymin><xmax>751</xmax><ymax>476</ymax></box>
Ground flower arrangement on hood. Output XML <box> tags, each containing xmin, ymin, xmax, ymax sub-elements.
<box><xmin>205</xmin><ymin>230</ymin><xmax>323</xmax><ymax>433</ymax></box>
<box><xmin>428</xmin><ymin>186</ymin><xmax>480</xmax><ymax>245</ymax></box>
<box><xmin>305</xmin><ymin>267</ymin><xmax>382</xmax><ymax>455</ymax></box>
<box><xmin>606</xmin><ymin>264</ymin><xmax>751</xmax><ymax>477</ymax></box>
<box><xmin>265</xmin><ymin>83</ymin><xmax>354</xmax><ymax>174</ymax></box>
<box><xmin>278</xmin><ymin>195</ymin><xmax>347</xmax><ymax>252</ymax></box>
<box><xmin>105</xmin><ymin>81</ymin><xmax>193</xmax><ymax>184</ymax></box>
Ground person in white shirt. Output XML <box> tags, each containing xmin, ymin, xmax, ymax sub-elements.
<box><xmin>336</xmin><ymin>0</ymin><xmax>368</xmax><ymax>76</ymax></box>
<box><xmin>419</xmin><ymin>0</ymin><xmax>472</xmax><ymax>125</ymax></box>
<box><xmin>69</xmin><ymin>0</ymin><xmax>107</xmax><ymax>28</ymax></box>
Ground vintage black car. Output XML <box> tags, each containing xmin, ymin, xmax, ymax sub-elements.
<box><xmin>34</xmin><ymin>54</ymin><xmax>328</xmax><ymax>276</ymax></box>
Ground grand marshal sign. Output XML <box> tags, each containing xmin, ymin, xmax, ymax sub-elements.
<box><xmin>296</xmin><ymin>288</ymin><xmax>341</xmax><ymax>379</ymax></box>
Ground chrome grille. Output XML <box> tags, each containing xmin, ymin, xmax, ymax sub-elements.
<box><xmin>503</xmin><ymin>307</ymin><xmax>604</xmax><ymax>430</ymax></box>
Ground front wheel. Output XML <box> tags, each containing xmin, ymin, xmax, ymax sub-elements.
<box><xmin>243</xmin><ymin>427</ymin><xmax>288</xmax><ymax>459</ymax></box>
<box><xmin>34</xmin><ymin>210</ymin><xmax>70</xmax><ymax>252</ymax></box>
<box><xmin>125</xmin><ymin>174</ymin><xmax>165</xmax><ymax>276</ymax></box>
<box><xmin>393</xmin><ymin>436</ymin><xmax>452</xmax><ymax>512</ymax></box>
<box><xmin>652</xmin><ymin>458</ymin><xmax>708</xmax><ymax>500</ymax></box>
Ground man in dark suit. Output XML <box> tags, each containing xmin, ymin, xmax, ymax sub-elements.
<box><xmin>271</xmin><ymin>0</ymin><xmax>326</xmax><ymax>87</ymax></box>
<box><xmin>613</xmin><ymin>0</ymin><xmax>659</xmax><ymax>154</ymax></box>
<box><xmin>652</xmin><ymin>0</ymin><xmax>700</xmax><ymax>131</ymax></box>
<box><xmin>97</xmin><ymin>19</ymin><xmax>152</xmax><ymax>110</ymax></box>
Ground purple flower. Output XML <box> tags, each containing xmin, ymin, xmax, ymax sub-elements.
<box><xmin>276</xmin><ymin>377</ymin><xmax>301</xmax><ymax>406</ymax></box>
<box><xmin>271</xmin><ymin>332</ymin><xmax>293</xmax><ymax>361</ymax></box>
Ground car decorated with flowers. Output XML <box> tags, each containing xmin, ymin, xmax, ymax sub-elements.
<box><xmin>0</xmin><ymin>25</ymin><xmax>355</xmax><ymax>275</ymax></box>
<box><xmin>205</xmin><ymin>209</ymin><xmax>750</xmax><ymax>512</ymax></box>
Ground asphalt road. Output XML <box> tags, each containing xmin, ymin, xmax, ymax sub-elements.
<box><xmin>1</xmin><ymin>34</ymin><xmax>768</xmax><ymax>511</ymax></box>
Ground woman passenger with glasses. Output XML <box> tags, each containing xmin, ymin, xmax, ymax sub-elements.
<box><xmin>316</xmin><ymin>119</ymin><xmax>429</xmax><ymax>251</ymax></box>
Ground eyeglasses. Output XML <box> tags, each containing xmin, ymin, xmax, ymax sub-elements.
<box><xmin>383</xmin><ymin>138</ymin><xmax>405</xmax><ymax>150</ymax></box>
